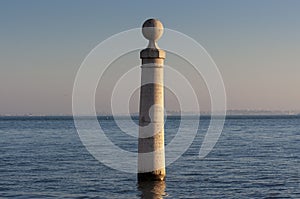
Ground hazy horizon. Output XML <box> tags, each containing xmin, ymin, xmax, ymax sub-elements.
<box><xmin>1</xmin><ymin>109</ymin><xmax>300</xmax><ymax>117</ymax></box>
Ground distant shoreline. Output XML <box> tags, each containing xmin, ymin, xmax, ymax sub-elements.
<box><xmin>1</xmin><ymin>110</ymin><xmax>300</xmax><ymax>118</ymax></box>
<box><xmin>0</xmin><ymin>114</ymin><xmax>299</xmax><ymax>119</ymax></box>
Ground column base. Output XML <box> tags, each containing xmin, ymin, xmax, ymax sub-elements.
<box><xmin>138</xmin><ymin>172</ymin><xmax>166</xmax><ymax>181</ymax></box>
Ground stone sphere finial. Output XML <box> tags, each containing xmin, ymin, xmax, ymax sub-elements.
<box><xmin>142</xmin><ymin>19</ymin><xmax>164</xmax><ymax>48</ymax></box>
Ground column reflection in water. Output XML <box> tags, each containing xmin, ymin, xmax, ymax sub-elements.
<box><xmin>138</xmin><ymin>181</ymin><xmax>167</xmax><ymax>199</ymax></box>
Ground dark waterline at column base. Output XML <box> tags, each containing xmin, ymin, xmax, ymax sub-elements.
<box><xmin>138</xmin><ymin>172</ymin><xmax>166</xmax><ymax>181</ymax></box>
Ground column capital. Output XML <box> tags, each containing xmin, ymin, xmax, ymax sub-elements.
<box><xmin>140</xmin><ymin>48</ymin><xmax>166</xmax><ymax>59</ymax></box>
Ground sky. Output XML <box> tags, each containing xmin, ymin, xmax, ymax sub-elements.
<box><xmin>1</xmin><ymin>0</ymin><xmax>300</xmax><ymax>115</ymax></box>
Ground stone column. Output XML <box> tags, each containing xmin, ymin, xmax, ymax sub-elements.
<box><xmin>138</xmin><ymin>19</ymin><xmax>166</xmax><ymax>181</ymax></box>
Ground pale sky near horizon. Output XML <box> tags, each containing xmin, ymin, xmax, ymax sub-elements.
<box><xmin>1</xmin><ymin>0</ymin><xmax>300</xmax><ymax>115</ymax></box>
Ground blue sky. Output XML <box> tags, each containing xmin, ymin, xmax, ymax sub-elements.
<box><xmin>1</xmin><ymin>0</ymin><xmax>300</xmax><ymax>115</ymax></box>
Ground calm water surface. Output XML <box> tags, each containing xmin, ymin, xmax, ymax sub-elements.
<box><xmin>0</xmin><ymin>116</ymin><xmax>299</xmax><ymax>198</ymax></box>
